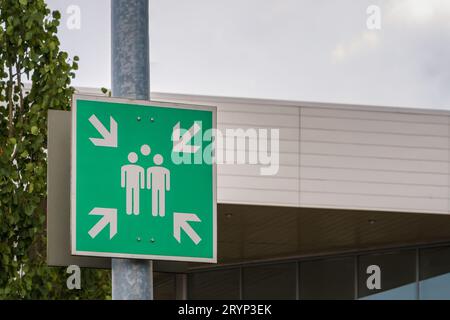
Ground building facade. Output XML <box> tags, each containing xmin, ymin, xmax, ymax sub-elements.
<box><xmin>77</xmin><ymin>88</ymin><xmax>450</xmax><ymax>299</ymax></box>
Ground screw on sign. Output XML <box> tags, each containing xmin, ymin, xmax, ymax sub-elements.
<box><xmin>70</xmin><ymin>95</ymin><xmax>217</xmax><ymax>263</ymax></box>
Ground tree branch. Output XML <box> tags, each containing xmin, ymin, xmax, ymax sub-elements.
<box><xmin>7</xmin><ymin>65</ymin><xmax>14</xmax><ymax>138</ymax></box>
<box><xmin>16</xmin><ymin>60</ymin><xmax>24</xmax><ymax>116</ymax></box>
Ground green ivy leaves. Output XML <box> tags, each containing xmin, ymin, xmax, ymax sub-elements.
<box><xmin>0</xmin><ymin>0</ymin><xmax>111</xmax><ymax>299</ymax></box>
<box><xmin>30</xmin><ymin>126</ymin><xmax>38</xmax><ymax>135</ymax></box>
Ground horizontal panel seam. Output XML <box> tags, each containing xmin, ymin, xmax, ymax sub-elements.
<box><xmin>218</xmin><ymin>173</ymin><xmax>299</xmax><ymax>180</ymax></box>
<box><xmin>300</xmin><ymin>127</ymin><xmax>448</xmax><ymax>138</ymax></box>
<box><xmin>298</xmin><ymin>202</ymin><xmax>447</xmax><ymax>212</ymax></box>
<box><xmin>300</xmin><ymin>165</ymin><xmax>448</xmax><ymax>175</ymax></box>
<box><xmin>300</xmin><ymin>177</ymin><xmax>448</xmax><ymax>187</ymax></box>
<box><xmin>300</xmin><ymin>190</ymin><xmax>449</xmax><ymax>199</ymax></box>
<box><xmin>300</xmin><ymin>114</ymin><xmax>448</xmax><ymax>126</ymax></box>
<box><xmin>218</xmin><ymin>109</ymin><xmax>299</xmax><ymax>116</ymax></box>
<box><xmin>218</xmin><ymin>185</ymin><xmax>299</xmax><ymax>191</ymax></box>
<box><xmin>219</xmin><ymin>122</ymin><xmax>299</xmax><ymax>129</ymax></box>
<box><xmin>300</xmin><ymin>152</ymin><xmax>449</xmax><ymax>162</ymax></box>
<box><xmin>301</xmin><ymin>140</ymin><xmax>449</xmax><ymax>151</ymax></box>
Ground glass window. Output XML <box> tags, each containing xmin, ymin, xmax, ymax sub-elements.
<box><xmin>419</xmin><ymin>246</ymin><xmax>450</xmax><ymax>300</ymax></box>
<box><xmin>188</xmin><ymin>268</ymin><xmax>240</xmax><ymax>300</ymax></box>
<box><xmin>154</xmin><ymin>273</ymin><xmax>176</xmax><ymax>300</ymax></box>
<box><xmin>300</xmin><ymin>257</ymin><xmax>355</xmax><ymax>300</ymax></box>
<box><xmin>358</xmin><ymin>250</ymin><xmax>416</xmax><ymax>300</ymax></box>
<box><xmin>242</xmin><ymin>263</ymin><xmax>297</xmax><ymax>300</ymax></box>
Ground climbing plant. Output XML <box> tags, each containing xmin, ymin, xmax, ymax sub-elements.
<box><xmin>0</xmin><ymin>0</ymin><xmax>110</xmax><ymax>299</ymax></box>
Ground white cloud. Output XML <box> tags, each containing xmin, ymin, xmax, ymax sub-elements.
<box><xmin>43</xmin><ymin>0</ymin><xmax>450</xmax><ymax>109</ymax></box>
<box><xmin>332</xmin><ymin>31</ymin><xmax>380</xmax><ymax>62</ymax></box>
<box><xmin>387</xmin><ymin>0</ymin><xmax>450</xmax><ymax>25</ymax></box>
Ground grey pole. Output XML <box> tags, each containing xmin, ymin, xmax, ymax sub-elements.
<box><xmin>111</xmin><ymin>0</ymin><xmax>153</xmax><ymax>300</ymax></box>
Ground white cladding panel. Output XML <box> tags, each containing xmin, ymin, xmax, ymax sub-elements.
<box><xmin>151</xmin><ymin>93</ymin><xmax>450</xmax><ymax>214</ymax></box>
<box><xmin>300</xmin><ymin>107</ymin><xmax>449</xmax><ymax>214</ymax></box>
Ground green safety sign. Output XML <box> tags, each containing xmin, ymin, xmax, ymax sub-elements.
<box><xmin>70</xmin><ymin>95</ymin><xmax>217</xmax><ymax>263</ymax></box>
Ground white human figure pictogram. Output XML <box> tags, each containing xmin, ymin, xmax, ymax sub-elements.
<box><xmin>121</xmin><ymin>152</ymin><xmax>145</xmax><ymax>215</ymax></box>
<box><xmin>147</xmin><ymin>154</ymin><xmax>170</xmax><ymax>217</ymax></box>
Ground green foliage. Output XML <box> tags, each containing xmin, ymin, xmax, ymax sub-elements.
<box><xmin>0</xmin><ymin>0</ymin><xmax>111</xmax><ymax>299</ymax></box>
<box><xmin>101</xmin><ymin>87</ymin><xmax>112</xmax><ymax>97</ymax></box>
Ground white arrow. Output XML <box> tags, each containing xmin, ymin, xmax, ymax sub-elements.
<box><xmin>88</xmin><ymin>208</ymin><xmax>117</xmax><ymax>239</ymax></box>
<box><xmin>89</xmin><ymin>115</ymin><xmax>118</xmax><ymax>148</ymax></box>
<box><xmin>173</xmin><ymin>212</ymin><xmax>202</xmax><ymax>245</ymax></box>
<box><xmin>172</xmin><ymin>122</ymin><xmax>201</xmax><ymax>153</ymax></box>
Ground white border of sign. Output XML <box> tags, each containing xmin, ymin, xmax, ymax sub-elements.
<box><xmin>71</xmin><ymin>94</ymin><xmax>217</xmax><ymax>263</ymax></box>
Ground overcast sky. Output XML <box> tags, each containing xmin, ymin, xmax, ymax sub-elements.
<box><xmin>46</xmin><ymin>0</ymin><xmax>450</xmax><ymax>110</ymax></box>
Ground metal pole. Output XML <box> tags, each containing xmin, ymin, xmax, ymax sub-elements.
<box><xmin>111</xmin><ymin>0</ymin><xmax>153</xmax><ymax>300</ymax></box>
